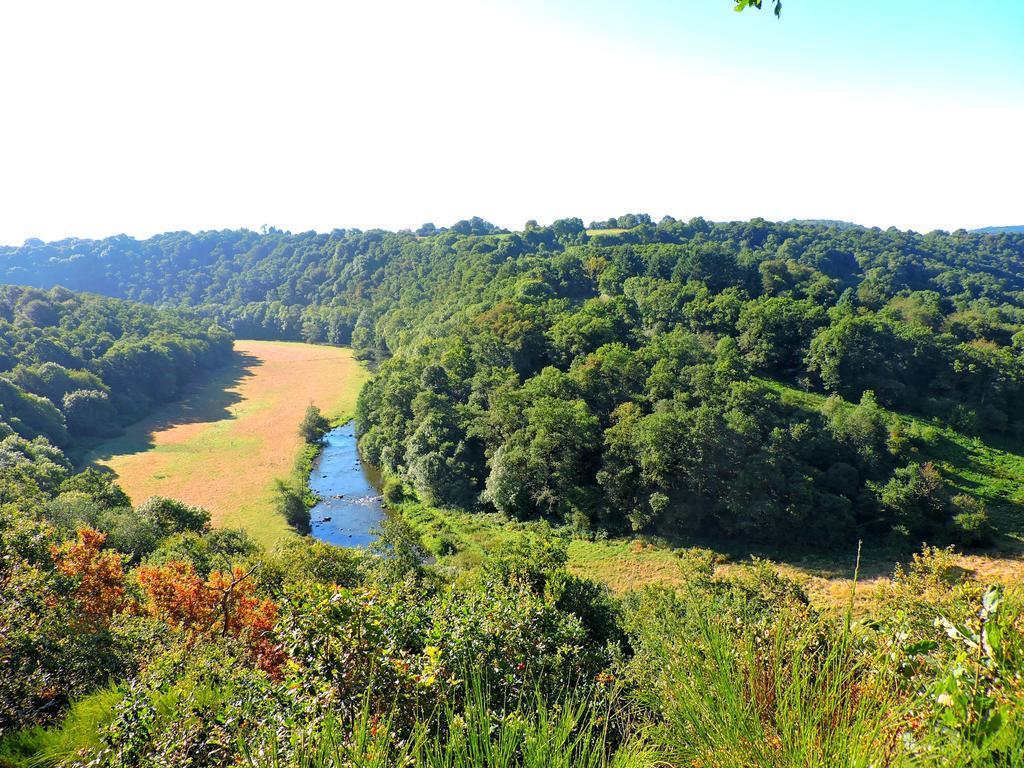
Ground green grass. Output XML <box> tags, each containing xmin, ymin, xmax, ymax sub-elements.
<box><xmin>0</xmin><ymin>687</ymin><xmax>123</xmax><ymax>768</ymax></box>
<box><xmin>244</xmin><ymin>679</ymin><xmax>659</xmax><ymax>768</ymax></box>
<box><xmin>633</xmin><ymin>604</ymin><xmax>908</xmax><ymax>767</ymax></box>
<box><xmin>564</xmin><ymin>538</ymin><xmax>691</xmax><ymax>593</ymax></box>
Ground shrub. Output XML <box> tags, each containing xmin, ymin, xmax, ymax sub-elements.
<box><xmin>146</xmin><ymin>528</ymin><xmax>258</xmax><ymax>577</ymax></box>
<box><xmin>274</xmin><ymin>480</ymin><xmax>310</xmax><ymax>532</ymax></box>
<box><xmin>381</xmin><ymin>475</ymin><xmax>405</xmax><ymax>505</ymax></box>
<box><xmin>298</xmin><ymin>404</ymin><xmax>330</xmax><ymax>444</ymax></box>
<box><xmin>136</xmin><ymin>496</ymin><xmax>211</xmax><ymax>536</ymax></box>
<box><xmin>52</xmin><ymin>528</ymin><xmax>126</xmax><ymax>629</ymax></box>
<box><xmin>67</xmin><ymin>649</ymin><xmax>281</xmax><ymax>768</ymax></box>
<box><xmin>44</xmin><ymin>491</ymin><xmax>103</xmax><ymax>534</ymax></box>
<box><xmin>260</xmin><ymin>537</ymin><xmax>361</xmax><ymax>593</ymax></box>
<box><xmin>59</xmin><ymin>468</ymin><xmax>131</xmax><ymax>510</ymax></box>
<box><xmin>878</xmin><ymin>462</ymin><xmax>948</xmax><ymax>538</ymax></box>
<box><xmin>480</xmin><ymin>535</ymin><xmax>569</xmax><ymax>594</ymax></box>
<box><xmin>62</xmin><ymin>389</ymin><xmax>117</xmax><ymax>437</ymax></box>
<box><xmin>96</xmin><ymin>506</ymin><xmax>164</xmax><ymax>561</ymax></box>
<box><xmin>422</xmin><ymin>532</ymin><xmax>457</xmax><ymax>557</ymax></box>
<box><xmin>949</xmin><ymin>494</ymin><xmax>996</xmax><ymax>547</ymax></box>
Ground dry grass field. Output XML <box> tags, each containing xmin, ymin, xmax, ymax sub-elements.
<box><xmin>83</xmin><ymin>340</ymin><xmax>368</xmax><ymax>547</ymax></box>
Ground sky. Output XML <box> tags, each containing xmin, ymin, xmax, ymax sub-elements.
<box><xmin>0</xmin><ymin>0</ymin><xmax>1021</xmax><ymax>244</ymax></box>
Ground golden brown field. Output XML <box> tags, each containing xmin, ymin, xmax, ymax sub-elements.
<box><xmin>83</xmin><ymin>340</ymin><xmax>368</xmax><ymax>547</ymax></box>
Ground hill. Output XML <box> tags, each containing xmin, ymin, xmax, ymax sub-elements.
<box><xmin>973</xmin><ymin>225</ymin><xmax>1024</xmax><ymax>234</ymax></box>
<box><xmin>3</xmin><ymin>218</ymin><xmax>1024</xmax><ymax>549</ymax></box>
<box><xmin>0</xmin><ymin>285</ymin><xmax>230</xmax><ymax>453</ymax></box>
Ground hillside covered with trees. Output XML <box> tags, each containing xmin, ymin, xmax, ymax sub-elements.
<box><xmin>0</xmin><ymin>285</ymin><xmax>231</xmax><ymax>451</ymax></box>
<box><xmin>7</xmin><ymin>219</ymin><xmax>1023</xmax><ymax>548</ymax></box>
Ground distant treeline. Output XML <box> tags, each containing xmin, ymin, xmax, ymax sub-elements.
<box><xmin>4</xmin><ymin>218</ymin><xmax>1024</xmax><ymax>544</ymax></box>
<box><xmin>972</xmin><ymin>225</ymin><xmax>1024</xmax><ymax>235</ymax></box>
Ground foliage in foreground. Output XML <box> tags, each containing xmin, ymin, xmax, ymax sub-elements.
<box><xmin>3</xmin><ymin>465</ymin><xmax>1024</xmax><ymax>768</ymax></box>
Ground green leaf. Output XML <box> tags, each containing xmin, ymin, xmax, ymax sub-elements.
<box><xmin>904</xmin><ymin>639</ymin><xmax>938</xmax><ymax>656</ymax></box>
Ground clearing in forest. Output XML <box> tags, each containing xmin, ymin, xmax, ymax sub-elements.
<box><xmin>82</xmin><ymin>340</ymin><xmax>368</xmax><ymax>547</ymax></box>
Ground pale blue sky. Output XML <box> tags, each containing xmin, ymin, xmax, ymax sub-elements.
<box><xmin>0</xmin><ymin>0</ymin><xmax>1020</xmax><ymax>243</ymax></box>
<box><xmin>537</xmin><ymin>0</ymin><xmax>1024</xmax><ymax>100</ymax></box>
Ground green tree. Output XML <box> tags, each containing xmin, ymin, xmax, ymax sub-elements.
<box><xmin>63</xmin><ymin>389</ymin><xmax>117</xmax><ymax>436</ymax></box>
<box><xmin>298</xmin><ymin>403</ymin><xmax>330</xmax><ymax>443</ymax></box>
<box><xmin>734</xmin><ymin>0</ymin><xmax>782</xmax><ymax>17</ymax></box>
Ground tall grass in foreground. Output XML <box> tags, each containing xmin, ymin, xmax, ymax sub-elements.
<box><xmin>0</xmin><ymin>687</ymin><xmax>123</xmax><ymax>768</ymax></box>
<box><xmin>242</xmin><ymin>682</ymin><xmax>661</xmax><ymax>768</ymax></box>
<box><xmin>634</xmin><ymin>602</ymin><xmax>907</xmax><ymax>768</ymax></box>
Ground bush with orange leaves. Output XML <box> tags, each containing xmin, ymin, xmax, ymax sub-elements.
<box><xmin>134</xmin><ymin>560</ymin><xmax>211</xmax><ymax>629</ymax></box>
<box><xmin>135</xmin><ymin>560</ymin><xmax>282</xmax><ymax>673</ymax></box>
<box><xmin>52</xmin><ymin>527</ymin><xmax>126</xmax><ymax>629</ymax></box>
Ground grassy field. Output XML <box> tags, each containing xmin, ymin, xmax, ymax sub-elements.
<box><xmin>399</xmin><ymin>501</ymin><xmax>696</xmax><ymax>593</ymax></box>
<box><xmin>83</xmin><ymin>340</ymin><xmax>368</xmax><ymax>548</ymax></box>
<box><xmin>585</xmin><ymin>228</ymin><xmax>630</xmax><ymax>237</ymax></box>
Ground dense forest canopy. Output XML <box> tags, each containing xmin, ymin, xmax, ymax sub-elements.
<box><xmin>0</xmin><ymin>285</ymin><xmax>231</xmax><ymax>449</ymax></box>
<box><xmin>5</xmin><ymin>219</ymin><xmax>1024</xmax><ymax>351</ymax></box>
<box><xmin>6</xmin><ymin>218</ymin><xmax>1022</xmax><ymax>546</ymax></box>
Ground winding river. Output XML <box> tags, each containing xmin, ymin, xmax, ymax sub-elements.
<box><xmin>308</xmin><ymin>421</ymin><xmax>385</xmax><ymax>547</ymax></box>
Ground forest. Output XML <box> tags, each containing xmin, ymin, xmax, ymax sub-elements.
<box><xmin>6</xmin><ymin>219</ymin><xmax>1024</xmax><ymax>545</ymax></box>
<box><xmin>1</xmin><ymin>218</ymin><xmax>1024</xmax><ymax>766</ymax></box>
<box><xmin>0</xmin><ymin>284</ymin><xmax>231</xmax><ymax>452</ymax></box>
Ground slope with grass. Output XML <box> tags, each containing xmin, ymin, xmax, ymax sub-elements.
<box><xmin>761</xmin><ymin>378</ymin><xmax>1024</xmax><ymax>540</ymax></box>
<box><xmin>81</xmin><ymin>340</ymin><xmax>368</xmax><ymax>547</ymax></box>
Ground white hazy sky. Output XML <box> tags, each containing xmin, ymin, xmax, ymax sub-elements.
<box><xmin>0</xmin><ymin>0</ymin><xmax>1021</xmax><ymax>244</ymax></box>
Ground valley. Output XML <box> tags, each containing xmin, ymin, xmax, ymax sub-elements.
<box><xmin>81</xmin><ymin>340</ymin><xmax>367</xmax><ymax>547</ymax></box>
<box><xmin>4</xmin><ymin>217</ymin><xmax>1024</xmax><ymax>766</ymax></box>
<box><xmin>3</xmin><ymin>0</ymin><xmax>1022</xmax><ymax>763</ymax></box>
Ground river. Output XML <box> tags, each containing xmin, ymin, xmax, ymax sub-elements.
<box><xmin>308</xmin><ymin>421</ymin><xmax>386</xmax><ymax>547</ymax></box>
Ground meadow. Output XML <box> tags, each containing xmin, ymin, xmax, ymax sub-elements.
<box><xmin>81</xmin><ymin>340</ymin><xmax>368</xmax><ymax>547</ymax></box>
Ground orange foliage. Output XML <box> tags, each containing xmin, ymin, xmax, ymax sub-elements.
<box><xmin>135</xmin><ymin>560</ymin><xmax>282</xmax><ymax>673</ymax></box>
<box><xmin>207</xmin><ymin>567</ymin><xmax>277</xmax><ymax>636</ymax></box>
<box><xmin>53</xmin><ymin>527</ymin><xmax>126</xmax><ymax>628</ymax></box>
<box><xmin>208</xmin><ymin>567</ymin><xmax>282</xmax><ymax>674</ymax></box>
<box><xmin>135</xmin><ymin>560</ymin><xmax>214</xmax><ymax>630</ymax></box>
